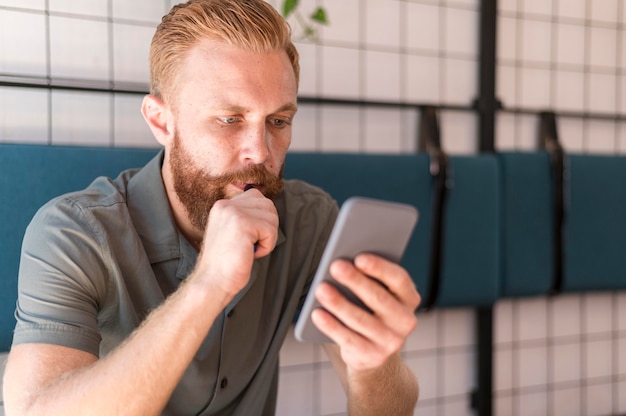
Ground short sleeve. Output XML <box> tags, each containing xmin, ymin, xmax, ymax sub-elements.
<box><xmin>12</xmin><ymin>196</ymin><xmax>108</xmax><ymax>356</ymax></box>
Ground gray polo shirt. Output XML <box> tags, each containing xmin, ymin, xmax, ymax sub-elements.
<box><xmin>13</xmin><ymin>151</ymin><xmax>338</xmax><ymax>416</ymax></box>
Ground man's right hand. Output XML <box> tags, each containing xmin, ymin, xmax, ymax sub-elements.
<box><xmin>192</xmin><ymin>188</ymin><xmax>279</xmax><ymax>299</ymax></box>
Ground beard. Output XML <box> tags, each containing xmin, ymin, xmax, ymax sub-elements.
<box><xmin>169</xmin><ymin>133</ymin><xmax>284</xmax><ymax>232</ymax></box>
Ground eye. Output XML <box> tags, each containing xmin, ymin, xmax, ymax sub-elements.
<box><xmin>220</xmin><ymin>116</ymin><xmax>239</xmax><ymax>125</ymax></box>
<box><xmin>270</xmin><ymin>118</ymin><xmax>291</xmax><ymax>128</ymax></box>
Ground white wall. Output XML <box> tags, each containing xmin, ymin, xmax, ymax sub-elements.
<box><xmin>495</xmin><ymin>1</ymin><xmax>626</xmax><ymax>414</ymax></box>
<box><xmin>1</xmin><ymin>0</ymin><xmax>625</xmax><ymax>415</ymax></box>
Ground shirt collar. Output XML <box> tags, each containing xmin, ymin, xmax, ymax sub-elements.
<box><xmin>127</xmin><ymin>150</ymin><xmax>180</xmax><ymax>264</ymax></box>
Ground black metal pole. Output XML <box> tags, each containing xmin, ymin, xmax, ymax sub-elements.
<box><xmin>474</xmin><ymin>307</ymin><xmax>494</xmax><ymax>415</ymax></box>
<box><xmin>474</xmin><ymin>0</ymin><xmax>497</xmax><ymax>415</ymax></box>
<box><xmin>477</xmin><ymin>0</ymin><xmax>498</xmax><ymax>153</ymax></box>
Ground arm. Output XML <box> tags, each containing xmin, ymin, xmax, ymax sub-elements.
<box><xmin>324</xmin><ymin>346</ymin><xmax>418</xmax><ymax>416</ymax></box>
<box><xmin>312</xmin><ymin>254</ymin><xmax>421</xmax><ymax>415</ymax></box>
<box><xmin>4</xmin><ymin>277</ymin><xmax>229</xmax><ymax>416</ymax></box>
<box><xmin>3</xmin><ymin>190</ymin><xmax>278</xmax><ymax>416</ymax></box>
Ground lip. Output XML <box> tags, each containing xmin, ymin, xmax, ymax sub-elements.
<box><xmin>237</xmin><ymin>183</ymin><xmax>261</xmax><ymax>192</ymax></box>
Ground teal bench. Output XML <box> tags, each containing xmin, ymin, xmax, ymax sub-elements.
<box><xmin>5</xmin><ymin>143</ymin><xmax>626</xmax><ymax>353</ymax></box>
<box><xmin>498</xmin><ymin>151</ymin><xmax>626</xmax><ymax>297</ymax></box>
<box><xmin>565</xmin><ymin>155</ymin><xmax>626</xmax><ymax>291</ymax></box>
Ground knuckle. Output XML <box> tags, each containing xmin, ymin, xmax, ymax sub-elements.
<box><xmin>353</xmin><ymin>308</ymin><xmax>371</xmax><ymax>328</ymax></box>
<box><xmin>401</xmin><ymin>314</ymin><xmax>418</xmax><ymax>334</ymax></box>
<box><xmin>410</xmin><ymin>291</ymin><xmax>422</xmax><ymax>310</ymax></box>
<box><xmin>372</xmin><ymin>285</ymin><xmax>390</xmax><ymax>307</ymax></box>
<box><xmin>384</xmin><ymin>336</ymin><xmax>403</xmax><ymax>356</ymax></box>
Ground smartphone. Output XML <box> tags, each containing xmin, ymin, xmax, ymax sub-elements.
<box><xmin>294</xmin><ymin>196</ymin><xmax>419</xmax><ymax>344</ymax></box>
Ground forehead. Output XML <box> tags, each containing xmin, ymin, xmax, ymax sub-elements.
<box><xmin>172</xmin><ymin>39</ymin><xmax>297</xmax><ymax>109</ymax></box>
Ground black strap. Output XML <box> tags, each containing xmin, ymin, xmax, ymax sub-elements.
<box><xmin>538</xmin><ymin>111</ymin><xmax>565</xmax><ymax>294</ymax></box>
<box><xmin>419</xmin><ymin>106</ymin><xmax>449</xmax><ymax>310</ymax></box>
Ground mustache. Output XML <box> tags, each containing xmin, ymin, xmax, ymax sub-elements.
<box><xmin>216</xmin><ymin>164</ymin><xmax>281</xmax><ymax>186</ymax></box>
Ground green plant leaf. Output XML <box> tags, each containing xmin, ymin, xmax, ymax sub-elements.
<box><xmin>304</xmin><ymin>26</ymin><xmax>316</xmax><ymax>39</ymax></box>
<box><xmin>310</xmin><ymin>7</ymin><xmax>328</xmax><ymax>24</ymax></box>
<box><xmin>282</xmin><ymin>0</ymin><xmax>299</xmax><ymax>18</ymax></box>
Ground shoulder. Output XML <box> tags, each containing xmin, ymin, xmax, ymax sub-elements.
<box><xmin>279</xmin><ymin>179</ymin><xmax>339</xmax><ymax>218</ymax></box>
<box><xmin>275</xmin><ymin>180</ymin><xmax>339</xmax><ymax>247</ymax></box>
<box><xmin>26</xmin><ymin>169</ymin><xmax>139</xmax><ymax>246</ymax></box>
<box><xmin>63</xmin><ymin>169</ymin><xmax>138</xmax><ymax>211</ymax></box>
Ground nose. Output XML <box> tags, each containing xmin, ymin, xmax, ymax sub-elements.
<box><xmin>241</xmin><ymin>123</ymin><xmax>270</xmax><ymax>165</ymax></box>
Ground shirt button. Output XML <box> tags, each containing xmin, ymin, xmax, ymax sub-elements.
<box><xmin>227</xmin><ymin>309</ymin><xmax>234</xmax><ymax>318</ymax></box>
<box><xmin>220</xmin><ymin>377</ymin><xmax>228</xmax><ymax>389</ymax></box>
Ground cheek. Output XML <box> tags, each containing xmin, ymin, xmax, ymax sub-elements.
<box><xmin>271</xmin><ymin>128</ymin><xmax>291</xmax><ymax>152</ymax></box>
<box><xmin>195</xmin><ymin>137</ymin><xmax>240</xmax><ymax>171</ymax></box>
<box><xmin>268</xmin><ymin>131</ymin><xmax>291</xmax><ymax>172</ymax></box>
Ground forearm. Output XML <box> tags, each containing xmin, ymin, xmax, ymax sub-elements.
<box><xmin>347</xmin><ymin>353</ymin><xmax>419</xmax><ymax>416</ymax></box>
<box><xmin>10</xmin><ymin>277</ymin><xmax>230</xmax><ymax>416</ymax></box>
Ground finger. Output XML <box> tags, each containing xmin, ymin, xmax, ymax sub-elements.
<box><xmin>250</xmin><ymin>207</ymin><xmax>279</xmax><ymax>258</ymax></box>
<box><xmin>354</xmin><ymin>254</ymin><xmax>421</xmax><ymax>310</ymax></box>
<box><xmin>329</xmin><ymin>259</ymin><xmax>418</xmax><ymax>336</ymax></box>
<box><xmin>315</xmin><ymin>281</ymin><xmax>400</xmax><ymax>345</ymax></box>
<box><xmin>312</xmin><ymin>285</ymin><xmax>405</xmax><ymax>367</ymax></box>
<box><xmin>235</xmin><ymin>189</ymin><xmax>279</xmax><ymax>256</ymax></box>
<box><xmin>310</xmin><ymin>307</ymin><xmax>372</xmax><ymax>353</ymax></box>
<box><xmin>208</xmin><ymin>194</ymin><xmax>278</xmax><ymax>258</ymax></box>
<box><xmin>330</xmin><ymin>259</ymin><xmax>404</xmax><ymax>316</ymax></box>
<box><xmin>312</xmin><ymin>309</ymin><xmax>403</xmax><ymax>371</ymax></box>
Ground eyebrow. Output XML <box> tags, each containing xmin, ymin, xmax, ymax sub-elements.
<box><xmin>217</xmin><ymin>103</ymin><xmax>298</xmax><ymax>114</ymax></box>
<box><xmin>274</xmin><ymin>103</ymin><xmax>298</xmax><ymax>113</ymax></box>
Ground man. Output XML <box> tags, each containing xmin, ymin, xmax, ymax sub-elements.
<box><xmin>3</xmin><ymin>1</ymin><xmax>420</xmax><ymax>415</ymax></box>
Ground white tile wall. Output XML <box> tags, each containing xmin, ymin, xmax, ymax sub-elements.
<box><xmin>556</xmin><ymin>0</ymin><xmax>585</xmax><ymax>20</ymax></box>
<box><xmin>113</xmin><ymin>94</ymin><xmax>155</xmax><ymax>148</ymax></box>
<box><xmin>320</xmin><ymin>46</ymin><xmax>361</xmax><ymax>99</ymax></box>
<box><xmin>364</xmin><ymin>50</ymin><xmax>402</xmax><ymax>101</ymax></box>
<box><xmin>443</xmin><ymin>57</ymin><xmax>477</xmax><ymax>104</ymax></box>
<box><xmin>0</xmin><ymin>0</ymin><xmax>45</xmax><ymax>10</ymax></box>
<box><xmin>49</xmin><ymin>16</ymin><xmax>110</xmax><ymax>80</ymax></box>
<box><xmin>49</xmin><ymin>0</ymin><xmax>108</xmax><ymax>18</ymax></box>
<box><xmin>444</xmin><ymin>7</ymin><xmax>478</xmax><ymax>57</ymax></box>
<box><xmin>554</xmin><ymin>71</ymin><xmax>585</xmax><ymax>112</ymax></box>
<box><xmin>361</xmin><ymin>107</ymin><xmax>406</xmax><ymax>153</ymax></box>
<box><xmin>522</xmin><ymin>0</ymin><xmax>552</xmax><ymax>17</ymax></box>
<box><xmin>318</xmin><ymin>106</ymin><xmax>362</xmax><ymax>152</ymax></box>
<box><xmin>405</xmin><ymin>54</ymin><xmax>441</xmax><ymax>103</ymax></box>
<box><xmin>364</xmin><ymin>0</ymin><xmax>400</xmax><ymax>49</ymax></box>
<box><xmin>112</xmin><ymin>23</ymin><xmax>153</xmax><ymax>84</ymax></box>
<box><xmin>0</xmin><ymin>87</ymin><xmax>49</xmax><ymax>144</ymax></box>
<box><xmin>520</xmin><ymin>19</ymin><xmax>551</xmax><ymax>64</ymax></box>
<box><xmin>319</xmin><ymin>0</ymin><xmax>360</xmax><ymax>45</ymax></box>
<box><xmin>556</xmin><ymin>22</ymin><xmax>585</xmax><ymax>67</ymax></box>
<box><xmin>50</xmin><ymin>90</ymin><xmax>112</xmax><ymax>146</ymax></box>
<box><xmin>3</xmin><ymin>0</ymin><xmax>626</xmax><ymax>415</ymax></box>
<box><xmin>0</xmin><ymin>10</ymin><xmax>47</xmax><ymax>76</ymax></box>
<box><xmin>406</xmin><ymin>3</ymin><xmax>440</xmax><ymax>53</ymax></box>
<box><xmin>111</xmin><ymin>0</ymin><xmax>168</xmax><ymax>24</ymax></box>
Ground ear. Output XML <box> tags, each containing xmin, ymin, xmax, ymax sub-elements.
<box><xmin>141</xmin><ymin>94</ymin><xmax>175</xmax><ymax>146</ymax></box>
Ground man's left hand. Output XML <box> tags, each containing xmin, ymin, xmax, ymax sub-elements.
<box><xmin>311</xmin><ymin>253</ymin><xmax>421</xmax><ymax>371</ymax></box>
